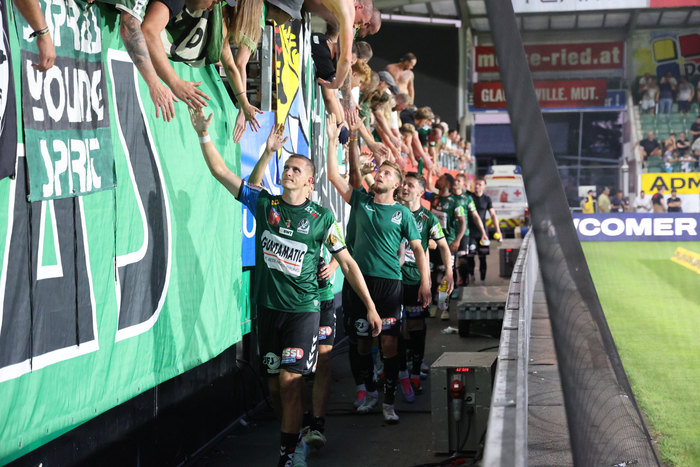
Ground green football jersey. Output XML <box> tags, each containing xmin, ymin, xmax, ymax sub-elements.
<box><xmin>250</xmin><ymin>189</ymin><xmax>345</xmax><ymax>313</ymax></box>
<box><xmin>429</xmin><ymin>194</ymin><xmax>464</xmax><ymax>244</ymax></box>
<box><xmin>402</xmin><ymin>207</ymin><xmax>444</xmax><ymax>285</ymax></box>
<box><xmin>318</xmin><ymin>244</ymin><xmax>335</xmax><ymax>303</ymax></box>
<box><xmin>452</xmin><ymin>192</ymin><xmax>477</xmax><ymax>238</ymax></box>
<box><xmin>350</xmin><ymin>189</ymin><xmax>420</xmax><ymax>280</ymax></box>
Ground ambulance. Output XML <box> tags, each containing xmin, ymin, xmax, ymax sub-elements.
<box><xmin>483</xmin><ymin>165</ymin><xmax>528</xmax><ymax>235</ymax></box>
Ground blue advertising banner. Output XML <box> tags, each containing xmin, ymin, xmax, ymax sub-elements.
<box><xmin>572</xmin><ymin>213</ymin><xmax>700</xmax><ymax>241</ymax></box>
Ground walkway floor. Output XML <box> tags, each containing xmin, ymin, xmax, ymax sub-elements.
<box><xmin>194</xmin><ymin>253</ymin><xmax>509</xmax><ymax>467</ymax></box>
<box><xmin>527</xmin><ymin>276</ymin><xmax>573</xmax><ymax>467</ymax></box>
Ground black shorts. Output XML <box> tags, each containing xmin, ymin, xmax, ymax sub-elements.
<box><xmin>403</xmin><ymin>283</ymin><xmax>429</xmax><ymax>319</ymax></box>
<box><xmin>430</xmin><ymin>248</ymin><xmax>456</xmax><ymax>272</ymax></box>
<box><xmin>467</xmin><ymin>236</ymin><xmax>489</xmax><ymax>257</ymax></box>
<box><xmin>458</xmin><ymin>236</ymin><xmax>470</xmax><ymax>257</ymax></box>
<box><xmin>347</xmin><ymin>276</ymin><xmax>402</xmax><ymax>339</ymax></box>
<box><xmin>257</xmin><ymin>306</ymin><xmax>320</xmax><ymax>376</ymax></box>
<box><xmin>318</xmin><ymin>299</ymin><xmax>336</xmax><ymax>346</ymax></box>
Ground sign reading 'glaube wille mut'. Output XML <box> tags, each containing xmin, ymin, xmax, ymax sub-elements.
<box><xmin>473</xmin><ymin>80</ymin><xmax>607</xmax><ymax>109</ymax></box>
<box><xmin>475</xmin><ymin>43</ymin><xmax>624</xmax><ymax>73</ymax></box>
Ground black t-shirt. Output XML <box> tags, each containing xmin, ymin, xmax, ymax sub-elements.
<box><xmin>157</xmin><ymin>0</ymin><xmax>186</xmax><ymax>20</ymax></box>
<box><xmin>400</xmin><ymin>108</ymin><xmax>416</xmax><ymax>126</ymax></box>
<box><xmin>610</xmin><ymin>197</ymin><xmax>623</xmax><ymax>212</ymax></box>
<box><xmin>659</xmin><ymin>80</ymin><xmax>674</xmax><ymax>99</ymax></box>
<box><xmin>677</xmin><ymin>139</ymin><xmax>690</xmax><ymax>151</ymax></box>
<box><xmin>311</xmin><ymin>33</ymin><xmax>336</xmax><ymax>82</ymax></box>
<box><xmin>640</xmin><ymin>139</ymin><xmax>660</xmax><ymax>155</ymax></box>
<box><xmin>667</xmin><ymin>196</ymin><xmax>682</xmax><ymax>212</ymax></box>
<box><xmin>468</xmin><ymin>192</ymin><xmax>492</xmax><ymax>238</ymax></box>
<box><xmin>691</xmin><ymin>122</ymin><xmax>700</xmax><ymax>142</ymax></box>
<box><xmin>651</xmin><ymin>193</ymin><xmax>664</xmax><ymax>206</ymax></box>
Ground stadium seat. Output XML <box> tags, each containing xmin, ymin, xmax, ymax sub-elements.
<box><xmin>672</xmin><ymin>103</ymin><xmax>679</xmax><ymax>113</ymax></box>
<box><xmin>641</xmin><ymin>123</ymin><xmax>656</xmax><ymax>135</ymax></box>
<box><xmin>672</xmin><ymin>160</ymin><xmax>683</xmax><ymax>172</ymax></box>
<box><xmin>691</xmin><ymin>103</ymin><xmax>699</xmax><ymax>115</ymax></box>
<box><xmin>640</xmin><ymin>114</ymin><xmax>656</xmax><ymax>126</ymax></box>
<box><xmin>646</xmin><ymin>157</ymin><xmax>664</xmax><ymax>173</ymax></box>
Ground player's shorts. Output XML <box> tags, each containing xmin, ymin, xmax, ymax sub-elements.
<box><xmin>467</xmin><ymin>235</ymin><xmax>489</xmax><ymax>257</ymax></box>
<box><xmin>99</xmin><ymin>0</ymin><xmax>149</xmax><ymax>22</ymax></box>
<box><xmin>403</xmin><ymin>283</ymin><xmax>429</xmax><ymax>319</ymax></box>
<box><xmin>458</xmin><ymin>235</ymin><xmax>470</xmax><ymax>257</ymax></box>
<box><xmin>318</xmin><ymin>299</ymin><xmax>336</xmax><ymax>346</ymax></box>
<box><xmin>258</xmin><ymin>306</ymin><xmax>320</xmax><ymax>376</ymax></box>
<box><xmin>347</xmin><ymin>276</ymin><xmax>402</xmax><ymax>340</ymax></box>
<box><xmin>342</xmin><ymin>279</ymin><xmax>353</xmax><ymax>336</ymax></box>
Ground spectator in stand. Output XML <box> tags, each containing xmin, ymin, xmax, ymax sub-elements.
<box><xmin>679</xmin><ymin>149</ymin><xmax>697</xmax><ymax>172</ymax></box>
<box><xmin>677</xmin><ymin>76</ymin><xmax>695</xmax><ymax>115</ymax></box>
<box><xmin>597</xmin><ymin>187</ymin><xmax>611</xmax><ymax>213</ymax></box>
<box><xmin>692</xmin><ymin>136</ymin><xmax>700</xmax><ymax>157</ymax></box>
<box><xmin>580</xmin><ymin>189</ymin><xmax>595</xmax><ymax>213</ymax></box>
<box><xmin>427</xmin><ymin>124</ymin><xmax>444</xmax><ymax>164</ymax></box>
<box><xmin>658</xmin><ymin>71</ymin><xmax>677</xmax><ymax>115</ymax></box>
<box><xmin>676</xmin><ymin>131</ymin><xmax>690</xmax><ymax>153</ymax></box>
<box><xmin>399</xmin><ymin>124</ymin><xmax>418</xmax><ymax>167</ymax></box>
<box><xmin>638</xmin><ymin>72</ymin><xmax>653</xmax><ymax>96</ymax></box>
<box><xmin>652</xmin><ymin>186</ymin><xmax>666</xmax><ymax>213</ymax></box>
<box><xmin>633</xmin><ymin>191</ymin><xmax>652</xmax><ymax>213</ymax></box>
<box><xmin>635</xmin><ymin>131</ymin><xmax>662</xmax><ymax>159</ymax></box>
<box><xmin>610</xmin><ymin>190</ymin><xmax>625</xmax><ymax>213</ymax></box>
<box><xmin>355</xmin><ymin>41</ymin><xmax>373</xmax><ymax>63</ymax></box>
<box><xmin>357</xmin><ymin>7</ymin><xmax>381</xmax><ymax>38</ymax></box>
<box><xmin>667</xmin><ymin>190</ymin><xmax>682</xmax><ymax>212</ymax></box>
<box><xmin>386</xmin><ymin>53</ymin><xmax>417</xmax><ymax>101</ymax></box>
<box><xmin>690</xmin><ymin>115</ymin><xmax>700</xmax><ymax>143</ymax></box>
<box><xmin>663</xmin><ymin>147</ymin><xmax>677</xmax><ymax>172</ymax></box>
<box><xmin>640</xmin><ymin>77</ymin><xmax>659</xmax><ymax>114</ymax></box>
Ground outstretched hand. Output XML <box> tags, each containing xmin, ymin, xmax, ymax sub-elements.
<box><xmin>266</xmin><ymin>123</ymin><xmax>288</xmax><ymax>153</ymax></box>
<box><xmin>189</xmin><ymin>107</ymin><xmax>212</xmax><ymax>135</ymax></box>
<box><xmin>243</xmin><ymin>103</ymin><xmax>263</xmax><ymax>131</ymax></box>
<box><xmin>150</xmin><ymin>82</ymin><xmax>178</xmax><ymax>122</ymax></box>
<box><xmin>326</xmin><ymin>114</ymin><xmax>342</xmax><ymax>142</ymax></box>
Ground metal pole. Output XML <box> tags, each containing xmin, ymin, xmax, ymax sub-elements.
<box><xmin>576</xmin><ymin>112</ymin><xmax>583</xmax><ymax>188</ymax></box>
<box><xmin>260</xmin><ymin>25</ymin><xmax>274</xmax><ymax>112</ymax></box>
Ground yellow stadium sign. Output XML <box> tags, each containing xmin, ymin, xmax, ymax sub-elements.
<box><xmin>641</xmin><ymin>173</ymin><xmax>700</xmax><ymax>194</ymax></box>
<box><xmin>670</xmin><ymin>247</ymin><xmax>700</xmax><ymax>275</ymax></box>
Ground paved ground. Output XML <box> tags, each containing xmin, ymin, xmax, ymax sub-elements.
<box><xmin>194</xmin><ymin>251</ymin><xmax>510</xmax><ymax>467</ymax></box>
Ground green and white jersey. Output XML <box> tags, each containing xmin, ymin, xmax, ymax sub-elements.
<box><xmin>350</xmin><ymin>189</ymin><xmax>420</xmax><ymax>280</ymax></box>
<box><xmin>452</xmin><ymin>191</ymin><xmax>476</xmax><ymax>238</ymax></box>
<box><xmin>429</xmin><ymin>193</ymin><xmax>464</xmax><ymax>244</ymax></box>
<box><xmin>239</xmin><ymin>184</ymin><xmax>346</xmax><ymax>313</ymax></box>
<box><xmin>318</xmin><ymin>244</ymin><xmax>335</xmax><ymax>303</ymax></box>
<box><xmin>402</xmin><ymin>207</ymin><xmax>444</xmax><ymax>285</ymax></box>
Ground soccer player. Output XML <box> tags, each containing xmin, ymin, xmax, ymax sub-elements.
<box><xmin>327</xmin><ymin>114</ymin><xmax>431</xmax><ymax>424</ymax></box>
<box><xmin>189</xmin><ymin>108</ymin><xmax>380</xmax><ymax>467</ymax></box>
<box><xmin>398</xmin><ymin>172</ymin><xmax>454</xmax><ymax>394</ymax></box>
<box><xmin>465</xmin><ymin>178</ymin><xmax>501</xmax><ymax>285</ymax></box>
<box><xmin>452</xmin><ymin>173</ymin><xmax>488</xmax><ymax>286</ymax></box>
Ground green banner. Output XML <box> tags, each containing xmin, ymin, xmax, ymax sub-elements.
<box><xmin>0</xmin><ymin>5</ymin><xmax>247</xmax><ymax>464</ymax></box>
<box><xmin>14</xmin><ymin>0</ymin><xmax>115</xmax><ymax>201</ymax></box>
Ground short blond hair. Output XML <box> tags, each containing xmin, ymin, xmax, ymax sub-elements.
<box><xmin>380</xmin><ymin>161</ymin><xmax>403</xmax><ymax>183</ymax></box>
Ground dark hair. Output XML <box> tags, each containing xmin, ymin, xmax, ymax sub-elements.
<box><xmin>401</xmin><ymin>53</ymin><xmax>416</xmax><ymax>62</ymax></box>
<box><xmin>405</xmin><ymin>171</ymin><xmax>426</xmax><ymax>190</ymax></box>
<box><xmin>456</xmin><ymin>173</ymin><xmax>467</xmax><ymax>181</ymax></box>
<box><xmin>287</xmin><ymin>153</ymin><xmax>315</xmax><ymax>178</ymax></box>
<box><xmin>355</xmin><ymin>41</ymin><xmax>373</xmax><ymax>61</ymax></box>
<box><xmin>442</xmin><ymin>173</ymin><xmax>455</xmax><ymax>190</ymax></box>
<box><xmin>431</xmin><ymin>123</ymin><xmax>443</xmax><ymax>131</ymax></box>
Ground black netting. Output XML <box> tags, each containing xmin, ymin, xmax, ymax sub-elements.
<box><xmin>484</xmin><ymin>1</ymin><xmax>661</xmax><ymax>465</ymax></box>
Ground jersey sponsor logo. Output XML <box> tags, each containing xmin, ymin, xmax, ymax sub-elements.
<box><xmin>297</xmin><ymin>218</ymin><xmax>310</xmax><ymax>234</ymax></box>
<box><xmin>319</xmin><ymin>326</ymin><xmax>333</xmax><ymax>339</ymax></box>
<box><xmin>268</xmin><ymin>208</ymin><xmax>281</xmax><ymax>227</ymax></box>
<box><xmin>279</xmin><ymin>227</ymin><xmax>294</xmax><ymax>236</ymax></box>
<box><xmin>281</xmin><ymin>347</ymin><xmax>304</xmax><ymax>364</ymax></box>
<box><xmin>382</xmin><ymin>317</ymin><xmax>397</xmax><ymax>330</ymax></box>
<box><xmin>305</xmin><ymin>205</ymin><xmax>320</xmax><ymax>219</ymax></box>
<box><xmin>355</xmin><ymin>318</ymin><xmax>370</xmax><ymax>336</ymax></box>
<box><xmin>403</xmin><ymin>239</ymin><xmax>416</xmax><ymax>264</ymax></box>
<box><xmin>405</xmin><ymin>306</ymin><xmax>424</xmax><ymax>317</ymax></box>
<box><xmin>391</xmin><ymin>211</ymin><xmax>402</xmax><ymax>225</ymax></box>
<box><xmin>260</xmin><ymin>231</ymin><xmax>308</xmax><ymax>276</ymax></box>
<box><xmin>263</xmin><ymin>352</ymin><xmax>281</xmax><ymax>372</ymax></box>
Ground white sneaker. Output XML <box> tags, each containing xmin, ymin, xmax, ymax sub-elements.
<box><xmin>429</xmin><ymin>304</ymin><xmax>437</xmax><ymax>318</ymax></box>
<box><xmin>357</xmin><ymin>391</ymin><xmax>379</xmax><ymax>413</ymax></box>
<box><xmin>382</xmin><ymin>403</ymin><xmax>400</xmax><ymax>424</ymax></box>
<box><xmin>480</xmin><ymin>280</ymin><xmax>486</xmax><ymax>286</ymax></box>
<box><xmin>292</xmin><ymin>440</ymin><xmax>309</xmax><ymax>467</ymax></box>
<box><xmin>354</xmin><ymin>385</ymin><xmax>367</xmax><ymax>408</ymax></box>
<box><xmin>420</xmin><ymin>361</ymin><xmax>430</xmax><ymax>373</ymax></box>
<box><xmin>441</xmin><ymin>309</ymin><xmax>449</xmax><ymax>320</ymax></box>
<box><xmin>303</xmin><ymin>429</ymin><xmax>326</xmax><ymax>450</ymax></box>
<box><xmin>469</xmin><ymin>274</ymin><xmax>476</xmax><ymax>284</ymax></box>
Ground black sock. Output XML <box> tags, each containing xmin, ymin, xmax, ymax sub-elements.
<box><xmin>397</xmin><ymin>333</ymin><xmax>408</xmax><ymax>372</ymax></box>
<box><xmin>278</xmin><ymin>431</ymin><xmax>300</xmax><ymax>467</ymax></box>
<box><xmin>302</xmin><ymin>411</ymin><xmax>312</xmax><ymax>429</ymax></box>
<box><xmin>409</xmin><ymin>328</ymin><xmax>427</xmax><ymax>376</ymax></box>
<box><xmin>311</xmin><ymin>416</ymin><xmax>325</xmax><ymax>433</ymax></box>
<box><xmin>466</xmin><ymin>256</ymin><xmax>475</xmax><ymax>277</ymax></box>
<box><xmin>479</xmin><ymin>255</ymin><xmax>487</xmax><ymax>281</ymax></box>
<box><xmin>458</xmin><ymin>263</ymin><xmax>469</xmax><ymax>283</ymax></box>
<box><xmin>348</xmin><ymin>342</ymin><xmax>363</xmax><ymax>386</ymax></box>
<box><xmin>383</xmin><ymin>355</ymin><xmax>400</xmax><ymax>405</ymax></box>
<box><xmin>360</xmin><ymin>351</ymin><xmax>376</xmax><ymax>393</ymax></box>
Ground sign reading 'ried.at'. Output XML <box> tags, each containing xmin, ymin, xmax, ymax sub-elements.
<box><xmin>475</xmin><ymin>43</ymin><xmax>624</xmax><ymax>73</ymax></box>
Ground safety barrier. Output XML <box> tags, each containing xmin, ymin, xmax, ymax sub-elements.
<box><xmin>482</xmin><ymin>231</ymin><xmax>537</xmax><ymax>467</ymax></box>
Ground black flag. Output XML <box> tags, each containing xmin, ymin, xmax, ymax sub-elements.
<box><xmin>0</xmin><ymin>0</ymin><xmax>17</xmax><ymax>180</ymax></box>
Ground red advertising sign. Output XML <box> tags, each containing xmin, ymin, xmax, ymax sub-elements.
<box><xmin>473</xmin><ymin>80</ymin><xmax>608</xmax><ymax>109</ymax></box>
<box><xmin>475</xmin><ymin>42</ymin><xmax>624</xmax><ymax>73</ymax></box>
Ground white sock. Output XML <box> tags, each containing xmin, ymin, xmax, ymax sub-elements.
<box><xmin>399</xmin><ymin>370</ymin><xmax>409</xmax><ymax>379</ymax></box>
<box><xmin>356</xmin><ymin>384</ymin><xmax>366</xmax><ymax>392</ymax></box>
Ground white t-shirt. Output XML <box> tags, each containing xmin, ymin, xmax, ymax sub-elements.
<box><xmin>391</xmin><ymin>110</ymin><xmax>399</xmax><ymax>130</ymax></box>
<box><xmin>679</xmin><ymin>82</ymin><xmax>694</xmax><ymax>101</ymax></box>
<box><xmin>351</xmin><ymin>86</ymin><xmax>360</xmax><ymax>105</ymax></box>
<box><xmin>643</xmin><ymin>85</ymin><xmax>659</xmax><ymax>101</ymax></box>
<box><xmin>633</xmin><ymin>196</ymin><xmax>652</xmax><ymax>213</ymax></box>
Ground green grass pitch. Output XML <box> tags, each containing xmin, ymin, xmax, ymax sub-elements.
<box><xmin>582</xmin><ymin>241</ymin><xmax>700</xmax><ymax>467</ymax></box>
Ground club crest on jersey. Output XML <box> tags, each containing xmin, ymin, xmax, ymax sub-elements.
<box><xmin>319</xmin><ymin>326</ymin><xmax>333</xmax><ymax>340</ymax></box>
<box><xmin>263</xmin><ymin>352</ymin><xmax>280</xmax><ymax>372</ymax></box>
<box><xmin>442</xmin><ymin>203</ymin><xmax>449</xmax><ymax>210</ymax></box>
<box><xmin>416</xmin><ymin>221</ymin><xmax>424</xmax><ymax>232</ymax></box>
<box><xmin>281</xmin><ymin>347</ymin><xmax>304</xmax><ymax>364</ymax></box>
<box><xmin>268</xmin><ymin>208</ymin><xmax>280</xmax><ymax>227</ymax></box>
<box><xmin>297</xmin><ymin>218</ymin><xmax>310</xmax><ymax>234</ymax></box>
<box><xmin>271</xmin><ymin>199</ymin><xmax>279</xmax><ymax>206</ymax></box>
<box><xmin>355</xmin><ymin>319</ymin><xmax>370</xmax><ymax>337</ymax></box>
<box><xmin>391</xmin><ymin>211</ymin><xmax>402</xmax><ymax>225</ymax></box>
<box><xmin>382</xmin><ymin>317</ymin><xmax>397</xmax><ymax>330</ymax></box>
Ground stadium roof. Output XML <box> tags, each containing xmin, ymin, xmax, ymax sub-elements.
<box><xmin>376</xmin><ymin>0</ymin><xmax>700</xmax><ymax>32</ymax></box>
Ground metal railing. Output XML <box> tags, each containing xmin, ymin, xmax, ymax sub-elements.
<box><xmin>482</xmin><ymin>231</ymin><xmax>537</xmax><ymax>467</ymax></box>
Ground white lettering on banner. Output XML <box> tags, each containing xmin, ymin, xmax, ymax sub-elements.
<box><xmin>574</xmin><ymin>217</ymin><xmax>698</xmax><ymax>238</ymax></box>
<box><xmin>481</xmin><ymin>87</ymin><xmax>505</xmax><ymax>103</ymax></box>
<box><xmin>676</xmin><ymin>218</ymin><xmax>696</xmax><ymax>236</ymax></box>
<box><xmin>24</xmin><ymin>0</ymin><xmax>101</xmax><ymax>53</ymax></box>
<box><xmin>600</xmin><ymin>218</ymin><xmax>624</xmax><ymax>236</ymax></box>
<box><xmin>260</xmin><ymin>230</ymin><xmax>308</xmax><ymax>277</ymax></box>
<box><xmin>626</xmin><ymin>218</ymin><xmax>652</xmax><ymax>236</ymax></box>
<box><xmin>654</xmin><ymin>218</ymin><xmax>673</xmax><ymax>236</ymax></box>
<box><xmin>40</xmin><ymin>138</ymin><xmax>103</xmax><ymax>198</ymax></box>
